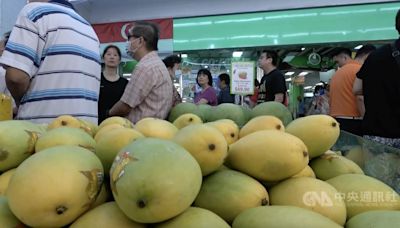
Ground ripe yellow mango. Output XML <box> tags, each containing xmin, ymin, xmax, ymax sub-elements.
<box><xmin>135</xmin><ymin>118</ymin><xmax>178</xmax><ymax>140</ymax></box>
<box><xmin>0</xmin><ymin>168</ymin><xmax>16</xmax><ymax>195</ymax></box>
<box><xmin>346</xmin><ymin>210</ymin><xmax>400</xmax><ymax>228</ymax></box>
<box><xmin>286</xmin><ymin>115</ymin><xmax>340</xmax><ymax>158</ymax></box>
<box><xmin>194</xmin><ymin>170</ymin><xmax>269</xmax><ymax>223</ymax></box>
<box><xmin>226</xmin><ymin>130</ymin><xmax>309</xmax><ymax>182</ymax></box>
<box><xmin>310</xmin><ymin>153</ymin><xmax>364</xmax><ymax>180</ymax></box>
<box><xmin>326</xmin><ymin>174</ymin><xmax>400</xmax><ymax>219</ymax></box>
<box><xmin>232</xmin><ymin>205</ymin><xmax>342</xmax><ymax>228</ymax></box>
<box><xmin>239</xmin><ymin>115</ymin><xmax>284</xmax><ymax>138</ymax></box>
<box><xmin>205</xmin><ymin>119</ymin><xmax>240</xmax><ymax>145</ymax></box>
<box><xmin>172</xmin><ymin>113</ymin><xmax>203</xmax><ymax>129</ymax></box>
<box><xmin>6</xmin><ymin>145</ymin><xmax>104</xmax><ymax>227</ymax></box>
<box><xmin>269</xmin><ymin>177</ymin><xmax>347</xmax><ymax>225</ymax></box>
<box><xmin>155</xmin><ymin>207</ymin><xmax>230</xmax><ymax>228</ymax></box>
<box><xmin>70</xmin><ymin>202</ymin><xmax>145</xmax><ymax>228</ymax></box>
<box><xmin>173</xmin><ymin>124</ymin><xmax>228</xmax><ymax>176</ymax></box>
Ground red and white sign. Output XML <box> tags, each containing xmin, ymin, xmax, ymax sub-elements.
<box><xmin>93</xmin><ymin>18</ymin><xmax>173</xmax><ymax>43</ymax></box>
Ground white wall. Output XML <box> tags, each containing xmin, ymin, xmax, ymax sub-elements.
<box><xmin>74</xmin><ymin>0</ymin><xmax>397</xmax><ymax>24</ymax></box>
<box><xmin>0</xmin><ymin>0</ymin><xmax>26</xmax><ymax>36</ymax></box>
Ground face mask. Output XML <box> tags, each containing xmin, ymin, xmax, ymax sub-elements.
<box><xmin>125</xmin><ymin>40</ymin><xmax>139</xmax><ymax>58</ymax></box>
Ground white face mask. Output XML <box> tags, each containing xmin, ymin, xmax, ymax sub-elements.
<box><xmin>125</xmin><ymin>39</ymin><xmax>139</xmax><ymax>58</ymax></box>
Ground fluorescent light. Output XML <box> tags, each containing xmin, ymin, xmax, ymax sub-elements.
<box><xmin>285</xmin><ymin>71</ymin><xmax>295</xmax><ymax>76</ymax></box>
<box><xmin>304</xmin><ymin>86</ymin><xmax>313</xmax><ymax>89</ymax></box>
<box><xmin>232</xmin><ymin>51</ymin><xmax>243</xmax><ymax>57</ymax></box>
<box><xmin>299</xmin><ymin>71</ymin><xmax>309</xmax><ymax>76</ymax></box>
<box><xmin>354</xmin><ymin>45</ymin><xmax>363</xmax><ymax>50</ymax></box>
<box><xmin>285</xmin><ymin>78</ymin><xmax>292</xmax><ymax>82</ymax></box>
<box><xmin>181</xmin><ymin>54</ymin><xmax>188</xmax><ymax>58</ymax></box>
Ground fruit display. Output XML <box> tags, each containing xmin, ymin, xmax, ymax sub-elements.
<box><xmin>0</xmin><ymin>104</ymin><xmax>399</xmax><ymax>227</ymax></box>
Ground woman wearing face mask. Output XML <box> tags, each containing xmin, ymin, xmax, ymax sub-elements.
<box><xmin>163</xmin><ymin>55</ymin><xmax>182</xmax><ymax>107</ymax></box>
<box><xmin>98</xmin><ymin>45</ymin><xmax>128</xmax><ymax>124</ymax></box>
<box><xmin>194</xmin><ymin>68</ymin><xmax>218</xmax><ymax>106</ymax></box>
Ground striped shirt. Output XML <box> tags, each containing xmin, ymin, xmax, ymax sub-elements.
<box><xmin>121</xmin><ymin>51</ymin><xmax>173</xmax><ymax>123</ymax></box>
<box><xmin>0</xmin><ymin>1</ymin><xmax>101</xmax><ymax>124</ymax></box>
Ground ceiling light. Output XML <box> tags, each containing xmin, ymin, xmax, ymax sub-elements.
<box><xmin>181</xmin><ymin>54</ymin><xmax>188</xmax><ymax>58</ymax></box>
<box><xmin>299</xmin><ymin>71</ymin><xmax>309</xmax><ymax>76</ymax></box>
<box><xmin>285</xmin><ymin>71</ymin><xmax>295</xmax><ymax>76</ymax></box>
<box><xmin>232</xmin><ymin>51</ymin><xmax>243</xmax><ymax>57</ymax></box>
<box><xmin>285</xmin><ymin>78</ymin><xmax>292</xmax><ymax>82</ymax></box>
<box><xmin>304</xmin><ymin>86</ymin><xmax>313</xmax><ymax>90</ymax></box>
<box><xmin>354</xmin><ymin>45</ymin><xmax>363</xmax><ymax>50</ymax></box>
<box><xmin>301</xmin><ymin>47</ymin><xmax>306</xmax><ymax>51</ymax></box>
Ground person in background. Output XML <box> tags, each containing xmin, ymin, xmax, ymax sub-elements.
<box><xmin>163</xmin><ymin>55</ymin><xmax>182</xmax><ymax>107</ymax></box>
<box><xmin>257</xmin><ymin>50</ymin><xmax>287</xmax><ymax>105</ymax></box>
<box><xmin>353</xmin><ymin>10</ymin><xmax>400</xmax><ymax>193</ymax></box>
<box><xmin>243</xmin><ymin>78</ymin><xmax>260</xmax><ymax>108</ymax></box>
<box><xmin>329</xmin><ymin>45</ymin><xmax>376</xmax><ymax>136</ymax></box>
<box><xmin>297</xmin><ymin>95</ymin><xmax>305</xmax><ymax>118</ymax></box>
<box><xmin>306</xmin><ymin>83</ymin><xmax>330</xmax><ymax>115</ymax></box>
<box><xmin>194</xmin><ymin>68</ymin><xmax>218</xmax><ymax>106</ymax></box>
<box><xmin>98</xmin><ymin>45</ymin><xmax>128</xmax><ymax>124</ymax></box>
<box><xmin>109</xmin><ymin>21</ymin><xmax>173</xmax><ymax>123</ymax></box>
<box><xmin>332</xmin><ymin>48</ymin><xmax>352</xmax><ymax>68</ymax></box>
<box><xmin>0</xmin><ymin>0</ymin><xmax>101</xmax><ymax>124</ymax></box>
<box><xmin>217</xmin><ymin>73</ymin><xmax>235</xmax><ymax>104</ymax></box>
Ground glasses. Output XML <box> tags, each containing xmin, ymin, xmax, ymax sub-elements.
<box><xmin>127</xmin><ymin>34</ymin><xmax>140</xmax><ymax>41</ymax></box>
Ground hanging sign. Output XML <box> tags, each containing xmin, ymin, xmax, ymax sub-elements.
<box><xmin>92</xmin><ymin>18</ymin><xmax>173</xmax><ymax>43</ymax></box>
<box><xmin>230</xmin><ymin>61</ymin><xmax>255</xmax><ymax>95</ymax></box>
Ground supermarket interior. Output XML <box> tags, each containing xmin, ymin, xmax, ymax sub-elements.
<box><xmin>0</xmin><ymin>0</ymin><xmax>400</xmax><ymax>227</ymax></box>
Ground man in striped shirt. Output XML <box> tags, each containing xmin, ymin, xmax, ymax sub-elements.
<box><xmin>0</xmin><ymin>0</ymin><xmax>101</xmax><ymax>124</ymax></box>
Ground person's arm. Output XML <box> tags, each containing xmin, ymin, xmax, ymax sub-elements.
<box><xmin>109</xmin><ymin>100</ymin><xmax>131</xmax><ymax>116</ymax></box>
<box><xmin>353</xmin><ymin>74</ymin><xmax>365</xmax><ymax>117</ymax></box>
<box><xmin>196</xmin><ymin>98</ymin><xmax>209</xmax><ymax>104</ymax></box>
<box><xmin>355</xmin><ymin>95</ymin><xmax>365</xmax><ymax>117</ymax></box>
<box><xmin>274</xmin><ymin>93</ymin><xmax>284</xmax><ymax>103</ymax></box>
<box><xmin>272</xmin><ymin>71</ymin><xmax>286</xmax><ymax>104</ymax></box>
<box><xmin>5</xmin><ymin>67</ymin><xmax>30</xmax><ymax>107</ymax></box>
<box><xmin>196</xmin><ymin>87</ymin><xmax>218</xmax><ymax>105</ymax></box>
<box><xmin>353</xmin><ymin>78</ymin><xmax>363</xmax><ymax>95</ymax></box>
<box><xmin>111</xmin><ymin>65</ymin><xmax>153</xmax><ymax>117</ymax></box>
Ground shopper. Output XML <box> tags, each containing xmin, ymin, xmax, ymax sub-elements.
<box><xmin>108</xmin><ymin>21</ymin><xmax>173</xmax><ymax>123</ymax></box>
<box><xmin>257</xmin><ymin>50</ymin><xmax>287</xmax><ymax>105</ymax></box>
<box><xmin>306</xmin><ymin>83</ymin><xmax>330</xmax><ymax>116</ymax></box>
<box><xmin>0</xmin><ymin>0</ymin><xmax>101</xmax><ymax>124</ymax></box>
<box><xmin>194</xmin><ymin>68</ymin><xmax>218</xmax><ymax>106</ymax></box>
<box><xmin>354</xmin><ymin>10</ymin><xmax>400</xmax><ymax>144</ymax></box>
<box><xmin>217</xmin><ymin>73</ymin><xmax>235</xmax><ymax>104</ymax></box>
<box><xmin>353</xmin><ymin>9</ymin><xmax>400</xmax><ymax>193</ymax></box>
<box><xmin>98</xmin><ymin>45</ymin><xmax>128</xmax><ymax>124</ymax></box>
<box><xmin>163</xmin><ymin>55</ymin><xmax>182</xmax><ymax>107</ymax></box>
<box><xmin>329</xmin><ymin>45</ymin><xmax>376</xmax><ymax>136</ymax></box>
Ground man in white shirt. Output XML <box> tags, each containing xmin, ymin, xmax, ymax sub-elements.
<box><xmin>0</xmin><ymin>0</ymin><xmax>101</xmax><ymax>123</ymax></box>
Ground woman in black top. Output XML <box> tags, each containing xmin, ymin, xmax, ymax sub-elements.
<box><xmin>98</xmin><ymin>45</ymin><xmax>128</xmax><ymax>124</ymax></box>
